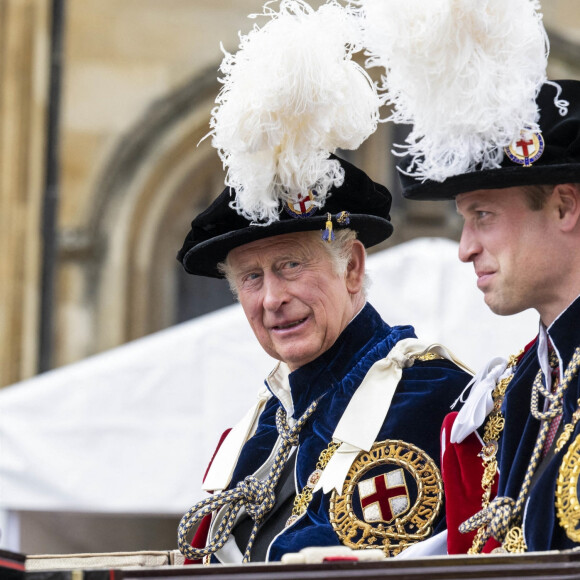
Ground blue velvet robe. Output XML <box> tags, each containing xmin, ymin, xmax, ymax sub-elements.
<box><xmin>497</xmin><ymin>294</ymin><xmax>580</xmax><ymax>551</ymax></box>
<box><xmin>219</xmin><ymin>303</ymin><xmax>470</xmax><ymax>562</ymax></box>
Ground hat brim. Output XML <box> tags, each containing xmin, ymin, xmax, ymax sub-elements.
<box><xmin>401</xmin><ymin>162</ymin><xmax>580</xmax><ymax>200</ymax></box>
<box><xmin>181</xmin><ymin>213</ymin><xmax>393</xmax><ymax>278</ymax></box>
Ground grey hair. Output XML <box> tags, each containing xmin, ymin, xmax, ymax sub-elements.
<box><xmin>218</xmin><ymin>228</ymin><xmax>369</xmax><ymax>299</ymax></box>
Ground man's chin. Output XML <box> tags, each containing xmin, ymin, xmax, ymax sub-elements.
<box><xmin>483</xmin><ymin>295</ymin><xmax>523</xmax><ymax>317</ymax></box>
<box><xmin>276</xmin><ymin>345</ymin><xmax>323</xmax><ymax>372</ymax></box>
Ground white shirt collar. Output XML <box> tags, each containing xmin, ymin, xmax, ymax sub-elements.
<box><xmin>265</xmin><ymin>361</ymin><xmax>294</xmax><ymax>420</ymax></box>
<box><xmin>537</xmin><ymin>323</ymin><xmax>554</xmax><ymax>388</ymax></box>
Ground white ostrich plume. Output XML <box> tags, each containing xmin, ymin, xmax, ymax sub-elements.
<box><xmin>208</xmin><ymin>0</ymin><xmax>380</xmax><ymax>225</ymax></box>
<box><xmin>357</xmin><ymin>0</ymin><xmax>549</xmax><ymax>182</ymax></box>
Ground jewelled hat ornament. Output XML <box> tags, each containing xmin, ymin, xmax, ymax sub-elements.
<box><xmin>178</xmin><ymin>0</ymin><xmax>394</xmax><ymax>277</ymax></box>
<box><xmin>355</xmin><ymin>0</ymin><xmax>577</xmax><ymax>200</ymax></box>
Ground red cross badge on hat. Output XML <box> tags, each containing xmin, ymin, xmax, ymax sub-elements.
<box><xmin>285</xmin><ymin>190</ymin><xmax>318</xmax><ymax>218</ymax></box>
<box><xmin>504</xmin><ymin>130</ymin><xmax>545</xmax><ymax>167</ymax></box>
<box><xmin>358</xmin><ymin>468</ymin><xmax>410</xmax><ymax>524</ymax></box>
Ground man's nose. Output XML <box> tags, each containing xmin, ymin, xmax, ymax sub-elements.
<box><xmin>262</xmin><ymin>272</ymin><xmax>288</xmax><ymax>310</ymax></box>
<box><xmin>458</xmin><ymin>225</ymin><xmax>481</xmax><ymax>263</ymax></box>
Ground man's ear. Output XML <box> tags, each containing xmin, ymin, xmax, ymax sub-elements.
<box><xmin>554</xmin><ymin>183</ymin><xmax>580</xmax><ymax>232</ymax></box>
<box><xmin>345</xmin><ymin>240</ymin><xmax>366</xmax><ymax>294</ymax></box>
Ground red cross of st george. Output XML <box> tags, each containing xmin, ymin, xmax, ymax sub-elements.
<box><xmin>294</xmin><ymin>193</ymin><xmax>309</xmax><ymax>213</ymax></box>
<box><xmin>516</xmin><ymin>138</ymin><xmax>535</xmax><ymax>158</ymax></box>
<box><xmin>360</xmin><ymin>474</ymin><xmax>407</xmax><ymax>522</ymax></box>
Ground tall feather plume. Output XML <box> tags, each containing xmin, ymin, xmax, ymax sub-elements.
<box><xmin>356</xmin><ymin>0</ymin><xmax>550</xmax><ymax>182</ymax></box>
<box><xmin>208</xmin><ymin>0</ymin><xmax>380</xmax><ymax>225</ymax></box>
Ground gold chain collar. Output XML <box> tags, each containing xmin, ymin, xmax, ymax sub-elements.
<box><xmin>286</xmin><ymin>440</ymin><xmax>340</xmax><ymax>527</ymax></box>
<box><xmin>469</xmin><ymin>347</ymin><xmax>580</xmax><ymax>554</ymax></box>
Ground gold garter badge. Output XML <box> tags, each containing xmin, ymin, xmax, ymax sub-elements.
<box><xmin>504</xmin><ymin>129</ymin><xmax>544</xmax><ymax>167</ymax></box>
<box><xmin>556</xmin><ymin>433</ymin><xmax>580</xmax><ymax>542</ymax></box>
<box><xmin>329</xmin><ymin>439</ymin><xmax>443</xmax><ymax>557</ymax></box>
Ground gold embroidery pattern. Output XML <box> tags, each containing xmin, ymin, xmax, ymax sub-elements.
<box><xmin>329</xmin><ymin>440</ymin><xmax>442</xmax><ymax>557</ymax></box>
<box><xmin>556</xmin><ymin>434</ymin><xmax>580</xmax><ymax>542</ymax></box>
<box><xmin>555</xmin><ymin>400</ymin><xmax>580</xmax><ymax>453</ymax></box>
<box><xmin>415</xmin><ymin>353</ymin><xmax>445</xmax><ymax>362</ymax></box>
<box><xmin>499</xmin><ymin>527</ymin><xmax>527</xmax><ymax>554</ymax></box>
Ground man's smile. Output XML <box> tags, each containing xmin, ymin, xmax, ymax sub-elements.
<box><xmin>271</xmin><ymin>317</ymin><xmax>308</xmax><ymax>332</ymax></box>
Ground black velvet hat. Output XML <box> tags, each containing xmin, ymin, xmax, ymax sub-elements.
<box><xmin>177</xmin><ymin>155</ymin><xmax>393</xmax><ymax>278</ymax></box>
<box><xmin>399</xmin><ymin>80</ymin><xmax>580</xmax><ymax>200</ymax></box>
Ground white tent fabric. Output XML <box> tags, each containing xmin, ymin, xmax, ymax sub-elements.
<box><xmin>0</xmin><ymin>238</ymin><xmax>538</xmax><ymax>546</ymax></box>
<box><xmin>365</xmin><ymin>237</ymin><xmax>538</xmax><ymax>367</ymax></box>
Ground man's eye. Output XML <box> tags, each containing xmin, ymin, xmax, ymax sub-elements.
<box><xmin>286</xmin><ymin>261</ymin><xmax>300</xmax><ymax>269</ymax></box>
<box><xmin>241</xmin><ymin>272</ymin><xmax>261</xmax><ymax>284</ymax></box>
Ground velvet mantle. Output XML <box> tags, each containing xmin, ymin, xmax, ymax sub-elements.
<box><xmin>213</xmin><ymin>302</ymin><xmax>471</xmax><ymax>562</ymax></box>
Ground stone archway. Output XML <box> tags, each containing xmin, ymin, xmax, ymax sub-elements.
<box><xmin>86</xmin><ymin>68</ymin><xmax>234</xmax><ymax>353</ymax></box>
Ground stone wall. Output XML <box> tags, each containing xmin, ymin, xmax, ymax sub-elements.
<box><xmin>0</xmin><ymin>0</ymin><xmax>51</xmax><ymax>387</ymax></box>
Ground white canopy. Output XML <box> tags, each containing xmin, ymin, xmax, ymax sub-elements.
<box><xmin>0</xmin><ymin>238</ymin><xmax>538</xmax><ymax>547</ymax></box>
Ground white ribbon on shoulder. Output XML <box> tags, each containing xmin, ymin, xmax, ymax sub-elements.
<box><xmin>316</xmin><ymin>338</ymin><xmax>473</xmax><ymax>494</ymax></box>
<box><xmin>449</xmin><ymin>357</ymin><xmax>509</xmax><ymax>444</ymax></box>
<box><xmin>202</xmin><ymin>385</ymin><xmax>272</xmax><ymax>492</ymax></box>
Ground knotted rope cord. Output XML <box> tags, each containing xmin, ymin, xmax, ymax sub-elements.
<box><xmin>530</xmin><ymin>349</ymin><xmax>567</xmax><ymax>422</ymax></box>
<box><xmin>461</xmin><ymin>347</ymin><xmax>580</xmax><ymax>551</ymax></box>
<box><xmin>177</xmin><ymin>399</ymin><xmax>318</xmax><ymax>563</ymax></box>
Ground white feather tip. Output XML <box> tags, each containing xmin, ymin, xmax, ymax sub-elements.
<box><xmin>359</xmin><ymin>0</ymin><xmax>549</xmax><ymax>182</ymax></box>
<box><xmin>209</xmin><ymin>0</ymin><xmax>380</xmax><ymax>224</ymax></box>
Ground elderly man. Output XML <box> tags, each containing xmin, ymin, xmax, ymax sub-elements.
<box><xmin>398</xmin><ymin>79</ymin><xmax>580</xmax><ymax>555</ymax></box>
<box><xmin>175</xmin><ymin>155</ymin><xmax>471</xmax><ymax>564</ymax></box>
